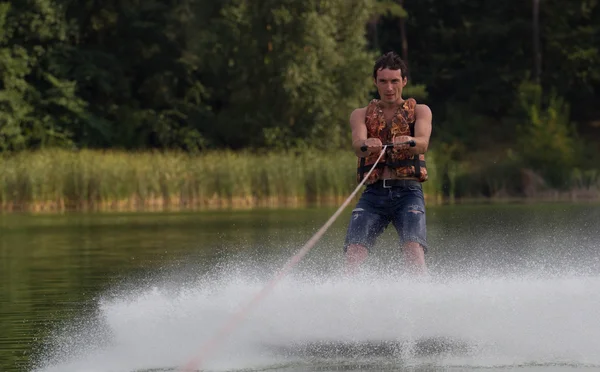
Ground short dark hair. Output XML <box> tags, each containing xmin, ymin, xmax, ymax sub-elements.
<box><xmin>373</xmin><ymin>51</ymin><xmax>409</xmax><ymax>80</ymax></box>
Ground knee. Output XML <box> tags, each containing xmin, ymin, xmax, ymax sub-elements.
<box><xmin>346</xmin><ymin>243</ymin><xmax>368</xmax><ymax>257</ymax></box>
<box><xmin>403</xmin><ymin>241</ymin><xmax>424</xmax><ymax>256</ymax></box>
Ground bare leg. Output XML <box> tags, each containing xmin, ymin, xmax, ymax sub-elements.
<box><xmin>345</xmin><ymin>243</ymin><xmax>368</xmax><ymax>275</ymax></box>
<box><xmin>403</xmin><ymin>241</ymin><xmax>428</xmax><ymax>276</ymax></box>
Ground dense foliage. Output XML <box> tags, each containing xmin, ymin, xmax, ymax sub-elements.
<box><xmin>1</xmin><ymin>0</ymin><xmax>599</xmax><ymax>192</ymax></box>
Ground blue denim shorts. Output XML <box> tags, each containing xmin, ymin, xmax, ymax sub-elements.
<box><xmin>343</xmin><ymin>180</ymin><xmax>428</xmax><ymax>253</ymax></box>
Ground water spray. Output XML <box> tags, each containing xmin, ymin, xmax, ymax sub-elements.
<box><xmin>179</xmin><ymin>145</ymin><xmax>393</xmax><ymax>371</ymax></box>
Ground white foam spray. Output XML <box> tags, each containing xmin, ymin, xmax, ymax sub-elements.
<box><xmin>32</xmin><ymin>259</ymin><xmax>600</xmax><ymax>372</ymax></box>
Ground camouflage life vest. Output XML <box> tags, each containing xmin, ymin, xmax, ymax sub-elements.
<box><xmin>357</xmin><ymin>98</ymin><xmax>428</xmax><ymax>184</ymax></box>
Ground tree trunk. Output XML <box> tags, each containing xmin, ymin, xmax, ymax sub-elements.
<box><xmin>398</xmin><ymin>0</ymin><xmax>409</xmax><ymax>79</ymax></box>
<box><xmin>367</xmin><ymin>16</ymin><xmax>380</xmax><ymax>50</ymax></box>
<box><xmin>532</xmin><ymin>0</ymin><xmax>541</xmax><ymax>84</ymax></box>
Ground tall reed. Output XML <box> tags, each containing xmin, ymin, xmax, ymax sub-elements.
<box><xmin>3</xmin><ymin>148</ymin><xmax>597</xmax><ymax>212</ymax></box>
<box><xmin>0</xmin><ymin>149</ymin><xmax>441</xmax><ymax>212</ymax></box>
<box><xmin>0</xmin><ymin>150</ymin><xmax>426</xmax><ymax>211</ymax></box>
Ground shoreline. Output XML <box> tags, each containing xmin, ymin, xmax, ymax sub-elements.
<box><xmin>2</xmin><ymin>192</ymin><xmax>598</xmax><ymax>214</ymax></box>
<box><xmin>2</xmin><ymin>149</ymin><xmax>599</xmax><ymax>214</ymax></box>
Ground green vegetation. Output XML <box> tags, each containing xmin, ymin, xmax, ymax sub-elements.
<box><xmin>1</xmin><ymin>0</ymin><xmax>599</xmax><ymax>209</ymax></box>
<box><xmin>1</xmin><ymin>149</ymin><xmax>597</xmax><ymax>212</ymax></box>
<box><xmin>0</xmin><ymin>149</ymin><xmax>384</xmax><ymax>211</ymax></box>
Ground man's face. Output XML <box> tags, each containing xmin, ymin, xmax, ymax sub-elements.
<box><xmin>374</xmin><ymin>68</ymin><xmax>407</xmax><ymax>104</ymax></box>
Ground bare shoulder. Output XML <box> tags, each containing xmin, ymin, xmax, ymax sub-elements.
<box><xmin>350</xmin><ymin>106</ymin><xmax>368</xmax><ymax>120</ymax></box>
<box><xmin>415</xmin><ymin>103</ymin><xmax>432</xmax><ymax>118</ymax></box>
<box><xmin>349</xmin><ymin>106</ymin><xmax>368</xmax><ymax>128</ymax></box>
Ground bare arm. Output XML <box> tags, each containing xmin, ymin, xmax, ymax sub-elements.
<box><xmin>349</xmin><ymin>107</ymin><xmax>369</xmax><ymax>157</ymax></box>
<box><xmin>409</xmin><ymin>104</ymin><xmax>432</xmax><ymax>154</ymax></box>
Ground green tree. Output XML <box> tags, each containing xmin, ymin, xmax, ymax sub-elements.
<box><xmin>517</xmin><ymin>81</ymin><xmax>580</xmax><ymax>188</ymax></box>
<box><xmin>540</xmin><ymin>0</ymin><xmax>600</xmax><ymax>124</ymax></box>
<box><xmin>194</xmin><ymin>0</ymin><xmax>377</xmax><ymax>150</ymax></box>
<box><xmin>52</xmin><ymin>0</ymin><xmax>212</xmax><ymax>150</ymax></box>
<box><xmin>1</xmin><ymin>0</ymin><xmax>599</xmax><ymax>159</ymax></box>
<box><xmin>0</xmin><ymin>0</ymin><xmax>83</xmax><ymax>150</ymax></box>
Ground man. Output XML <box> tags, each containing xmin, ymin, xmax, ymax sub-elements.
<box><xmin>343</xmin><ymin>51</ymin><xmax>432</xmax><ymax>276</ymax></box>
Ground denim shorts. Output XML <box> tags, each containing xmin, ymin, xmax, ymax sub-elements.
<box><xmin>343</xmin><ymin>180</ymin><xmax>428</xmax><ymax>253</ymax></box>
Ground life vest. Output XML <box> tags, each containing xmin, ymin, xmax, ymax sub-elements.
<box><xmin>357</xmin><ymin>98</ymin><xmax>428</xmax><ymax>184</ymax></box>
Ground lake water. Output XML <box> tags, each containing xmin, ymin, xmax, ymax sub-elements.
<box><xmin>1</xmin><ymin>203</ymin><xmax>600</xmax><ymax>372</ymax></box>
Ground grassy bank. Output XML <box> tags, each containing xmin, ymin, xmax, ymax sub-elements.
<box><xmin>1</xmin><ymin>149</ymin><xmax>598</xmax><ymax>213</ymax></box>
<box><xmin>0</xmin><ymin>149</ymin><xmax>441</xmax><ymax>212</ymax></box>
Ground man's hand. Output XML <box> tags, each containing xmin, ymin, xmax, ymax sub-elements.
<box><xmin>363</xmin><ymin>137</ymin><xmax>383</xmax><ymax>154</ymax></box>
<box><xmin>393</xmin><ymin>135</ymin><xmax>413</xmax><ymax>150</ymax></box>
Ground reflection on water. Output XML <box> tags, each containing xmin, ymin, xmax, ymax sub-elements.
<box><xmin>1</xmin><ymin>203</ymin><xmax>600</xmax><ymax>372</ymax></box>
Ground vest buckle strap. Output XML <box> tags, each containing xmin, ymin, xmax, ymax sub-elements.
<box><xmin>380</xmin><ymin>179</ymin><xmax>420</xmax><ymax>188</ymax></box>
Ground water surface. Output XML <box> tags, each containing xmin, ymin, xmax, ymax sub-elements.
<box><xmin>1</xmin><ymin>203</ymin><xmax>600</xmax><ymax>372</ymax></box>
